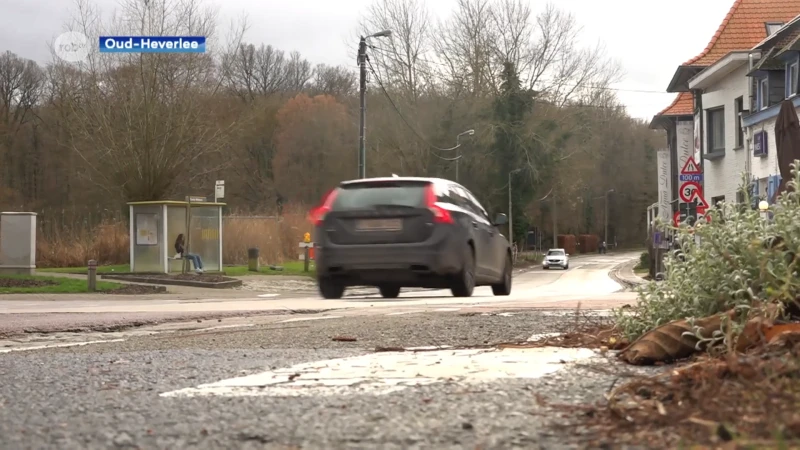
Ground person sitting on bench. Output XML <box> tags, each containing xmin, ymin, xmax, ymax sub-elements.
<box><xmin>174</xmin><ymin>233</ymin><xmax>204</xmax><ymax>273</ymax></box>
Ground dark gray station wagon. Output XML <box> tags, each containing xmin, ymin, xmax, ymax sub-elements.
<box><xmin>308</xmin><ymin>177</ymin><xmax>513</xmax><ymax>299</ymax></box>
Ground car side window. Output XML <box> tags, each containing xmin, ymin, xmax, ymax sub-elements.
<box><xmin>435</xmin><ymin>182</ymin><xmax>457</xmax><ymax>206</ymax></box>
<box><xmin>462</xmin><ymin>187</ymin><xmax>491</xmax><ymax>222</ymax></box>
<box><xmin>448</xmin><ymin>184</ymin><xmax>472</xmax><ymax>212</ymax></box>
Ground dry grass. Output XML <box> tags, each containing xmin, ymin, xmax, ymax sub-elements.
<box><xmin>222</xmin><ymin>204</ymin><xmax>309</xmax><ymax>265</ymax></box>
<box><xmin>32</xmin><ymin>203</ymin><xmax>311</xmax><ymax>268</ymax></box>
<box><xmin>37</xmin><ymin>219</ymin><xmax>129</xmax><ymax>268</ymax></box>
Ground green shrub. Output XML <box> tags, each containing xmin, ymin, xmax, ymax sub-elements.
<box><xmin>615</xmin><ymin>164</ymin><xmax>800</xmax><ymax>341</ymax></box>
<box><xmin>636</xmin><ymin>251</ymin><xmax>650</xmax><ymax>270</ymax></box>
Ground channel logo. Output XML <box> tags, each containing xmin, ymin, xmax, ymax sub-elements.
<box><xmin>54</xmin><ymin>31</ymin><xmax>90</xmax><ymax>63</ymax></box>
<box><xmin>99</xmin><ymin>36</ymin><xmax>206</xmax><ymax>53</ymax></box>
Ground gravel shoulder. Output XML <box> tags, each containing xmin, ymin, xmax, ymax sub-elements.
<box><xmin>0</xmin><ymin>310</ymin><xmax>662</xmax><ymax>450</ymax></box>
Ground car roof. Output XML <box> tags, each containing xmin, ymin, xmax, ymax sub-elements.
<box><xmin>548</xmin><ymin>248</ymin><xmax>566</xmax><ymax>252</ymax></box>
<box><xmin>339</xmin><ymin>177</ymin><xmax>457</xmax><ymax>189</ymax></box>
<box><xmin>340</xmin><ymin>176</ymin><xmax>452</xmax><ymax>185</ymax></box>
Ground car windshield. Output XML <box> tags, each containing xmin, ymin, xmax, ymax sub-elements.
<box><xmin>547</xmin><ymin>250</ymin><xmax>565</xmax><ymax>256</ymax></box>
<box><xmin>331</xmin><ymin>181</ymin><xmax>428</xmax><ymax>211</ymax></box>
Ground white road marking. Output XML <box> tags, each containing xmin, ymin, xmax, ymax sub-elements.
<box><xmin>197</xmin><ymin>324</ymin><xmax>255</xmax><ymax>331</ymax></box>
<box><xmin>384</xmin><ymin>310</ymin><xmax>425</xmax><ymax>316</ymax></box>
<box><xmin>257</xmin><ymin>294</ymin><xmax>279</xmax><ymax>298</ymax></box>
<box><xmin>433</xmin><ymin>308</ymin><xmax>460</xmax><ymax>312</ymax></box>
<box><xmin>526</xmin><ymin>332</ymin><xmax>562</xmax><ymax>342</ymax></box>
<box><xmin>279</xmin><ymin>316</ymin><xmax>343</xmax><ymax>323</ymax></box>
<box><xmin>160</xmin><ymin>346</ymin><xmax>597</xmax><ymax>398</ymax></box>
<box><xmin>0</xmin><ymin>339</ymin><xmax>125</xmax><ymax>353</ymax></box>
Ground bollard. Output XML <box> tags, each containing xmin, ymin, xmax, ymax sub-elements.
<box><xmin>87</xmin><ymin>259</ymin><xmax>97</xmax><ymax>292</ymax></box>
<box><xmin>304</xmin><ymin>246</ymin><xmax>310</xmax><ymax>272</ymax></box>
<box><xmin>247</xmin><ymin>248</ymin><xmax>260</xmax><ymax>272</ymax></box>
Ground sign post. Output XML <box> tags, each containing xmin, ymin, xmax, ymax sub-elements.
<box><xmin>214</xmin><ymin>180</ymin><xmax>225</xmax><ymax>203</ymax></box>
<box><xmin>676</xmin><ymin>156</ymin><xmax>708</xmax><ymax>227</ymax></box>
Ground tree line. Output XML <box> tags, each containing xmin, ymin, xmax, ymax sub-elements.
<box><xmin>0</xmin><ymin>0</ymin><xmax>660</xmax><ymax>247</ymax></box>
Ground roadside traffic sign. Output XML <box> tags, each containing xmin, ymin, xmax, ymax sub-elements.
<box><xmin>673</xmin><ymin>211</ymin><xmax>681</xmax><ymax>227</ymax></box>
<box><xmin>679</xmin><ymin>174</ymin><xmax>703</xmax><ymax>182</ymax></box>
<box><xmin>680</xmin><ymin>181</ymin><xmax>701</xmax><ymax>202</ymax></box>
<box><xmin>694</xmin><ymin>194</ymin><xmax>709</xmax><ymax>210</ymax></box>
<box><xmin>681</xmin><ymin>156</ymin><xmax>701</xmax><ymax>174</ymax></box>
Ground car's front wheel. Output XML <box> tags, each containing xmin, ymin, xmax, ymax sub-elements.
<box><xmin>378</xmin><ymin>285</ymin><xmax>401</xmax><ymax>298</ymax></box>
<box><xmin>491</xmin><ymin>254</ymin><xmax>512</xmax><ymax>296</ymax></box>
<box><xmin>318</xmin><ymin>277</ymin><xmax>345</xmax><ymax>299</ymax></box>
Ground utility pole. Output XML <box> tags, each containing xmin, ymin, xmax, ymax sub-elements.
<box><xmin>508</xmin><ymin>168</ymin><xmax>522</xmax><ymax>247</ymax></box>
<box><xmin>508</xmin><ymin>172</ymin><xmax>513</xmax><ymax>247</ymax></box>
<box><xmin>604</xmin><ymin>188</ymin><xmax>615</xmax><ymax>245</ymax></box>
<box><xmin>357</xmin><ymin>37</ymin><xmax>367</xmax><ymax>179</ymax></box>
<box><xmin>552</xmin><ymin>188</ymin><xmax>558</xmax><ymax>247</ymax></box>
<box><xmin>355</xmin><ymin>30</ymin><xmax>391</xmax><ymax>179</ymax></box>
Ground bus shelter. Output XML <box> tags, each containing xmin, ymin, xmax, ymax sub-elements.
<box><xmin>127</xmin><ymin>200</ymin><xmax>225</xmax><ymax>273</ymax></box>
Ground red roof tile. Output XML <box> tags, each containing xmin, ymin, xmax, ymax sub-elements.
<box><xmin>657</xmin><ymin>92</ymin><xmax>694</xmax><ymax>116</ymax></box>
<box><xmin>683</xmin><ymin>0</ymin><xmax>800</xmax><ymax>66</ymax></box>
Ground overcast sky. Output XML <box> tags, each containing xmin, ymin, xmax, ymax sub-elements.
<box><xmin>2</xmin><ymin>0</ymin><xmax>736</xmax><ymax>120</ymax></box>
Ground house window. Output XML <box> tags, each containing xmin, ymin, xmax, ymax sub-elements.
<box><xmin>787</xmin><ymin>61</ymin><xmax>799</xmax><ymax>98</ymax></box>
<box><xmin>734</xmin><ymin>97</ymin><xmax>744</xmax><ymax>148</ymax></box>
<box><xmin>707</xmin><ymin>107</ymin><xmax>725</xmax><ymax>153</ymax></box>
<box><xmin>766</xmin><ymin>22</ymin><xmax>783</xmax><ymax>36</ymax></box>
<box><xmin>712</xmin><ymin>195</ymin><xmax>725</xmax><ymax>207</ymax></box>
<box><xmin>758</xmin><ymin>77</ymin><xmax>769</xmax><ymax>110</ymax></box>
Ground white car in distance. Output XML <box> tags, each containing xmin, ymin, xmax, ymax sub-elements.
<box><xmin>542</xmin><ymin>248</ymin><xmax>569</xmax><ymax>270</ymax></box>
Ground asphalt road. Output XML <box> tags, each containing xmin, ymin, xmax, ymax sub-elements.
<box><xmin>0</xmin><ymin>309</ymin><xmax>655</xmax><ymax>450</ymax></box>
<box><xmin>0</xmin><ymin>252</ymin><xmax>639</xmax><ymax>331</ymax></box>
<box><xmin>0</xmin><ymin>252</ymin><xmax>647</xmax><ymax>449</ymax></box>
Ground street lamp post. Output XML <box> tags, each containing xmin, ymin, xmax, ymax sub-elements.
<box><xmin>357</xmin><ymin>29</ymin><xmax>391</xmax><ymax>179</ymax></box>
<box><xmin>455</xmin><ymin>129</ymin><xmax>475</xmax><ymax>182</ymax></box>
<box><xmin>604</xmin><ymin>188</ymin><xmax>615</xmax><ymax>247</ymax></box>
<box><xmin>508</xmin><ymin>168</ymin><xmax>523</xmax><ymax>247</ymax></box>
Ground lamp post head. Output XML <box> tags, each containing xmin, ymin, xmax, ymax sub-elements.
<box><xmin>759</xmin><ymin>200</ymin><xmax>769</xmax><ymax>212</ymax></box>
<box><xmin>370</xmin><ymin>30</ymin><xmax>392</xmax><ymax>38</ymax></box>
<box><xmin>457</xmin><ymin>129</ymin><xmax>475</xmax><ymax>138</ymax></box>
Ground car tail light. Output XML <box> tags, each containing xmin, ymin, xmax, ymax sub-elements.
<box><xmin>308</xmin><ymin>188</ymin><xmax>338</xmax><ymax>225</ymax></box>
<box><xmin>424</xmin><ymin>184</ymin><xmax>453</xmax><ymax>224</ymax></box>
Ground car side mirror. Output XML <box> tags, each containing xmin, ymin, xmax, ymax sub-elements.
<box><xmin>494</xmin><ymin>213</ymin><xmax>508</xmax><ymax>226</ymax></box>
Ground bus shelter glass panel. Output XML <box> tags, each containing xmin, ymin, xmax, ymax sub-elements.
<box><xmin>190</xmin><ymin>206</ymin><xmax>221</xmax><ymax>272</ymax></box>
<box><xmin>132</xmin><ymin>205</ymin><xmax>164</xmax><ymax>272</ymax></box>
<box><xmin>167</xmin><ymin>205</ymin><xmax>187</xmax><ymax>272</ymax></box>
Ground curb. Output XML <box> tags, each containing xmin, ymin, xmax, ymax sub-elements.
<box><xmin>101</xmin><ymin>274</ymin><xmax>243</xmax><ymax>289</ymax></box>
<box><xmin>609</xmin><ymin>260</ymin><xmax>647</xmax><ymax>291</ymax></box>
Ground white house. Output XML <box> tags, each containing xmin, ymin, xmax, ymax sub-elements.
<box><xmin>658</xmin><ymin>0</ymin><xmax>800</xmax><ymax>214</ymax></box>
<box><xmin>687</xmin><ymin>51</ymin><xmax>754</xmax><ymax>205</ymax></box>
<box><xmin>742</xmin><ymin>15</ymin><xmax>800</xmax><ymax>204</ymax></box>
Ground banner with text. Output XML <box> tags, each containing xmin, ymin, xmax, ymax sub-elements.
<box><xmin>657</xmin><ymin>149</ymin><xmax>672</xmax><ymax>222</ymax></box>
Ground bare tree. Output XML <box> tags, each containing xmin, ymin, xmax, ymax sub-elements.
<box><xmin>0</xmin><ymin>51</ymin><xmax>44</xmax><ymax>201</ymax></box>
<box><xmin>56</xmin><ymin>0</ymin><xmax>247</xmax><ymax>201</ymax></box>
<box><xmin>358</xmin><ymin>0</ymin><xmax>433</xmax><ymax>103</ymax></box>
<box><xmin>221</xmin><ymin>44</ymin><xmax>312</xmax><ymax>101</ymax></box>
<box><xmin>433</xmin><ymin>0</ymin><xmax>496</xmax><ymax>98</ymax></box>
<box><xmin>309</xmin><ymin>64</ymin><xmax>357</xmax><ymax>98</ymax></box>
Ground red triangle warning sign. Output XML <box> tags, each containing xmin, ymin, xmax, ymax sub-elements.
<box><xmin>694</xmin><ymin>193</ymin><xmax>709</xmax><ymax>209</ymax></box>
<box><xmin>681</xmin><ymin>156</ymin><xmax>701</xmax><ymax>175</ymax></box>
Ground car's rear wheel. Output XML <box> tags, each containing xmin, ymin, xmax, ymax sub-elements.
<box><xmin>318</xmin><ymin>277</ymin><xmax>345</xmax><ymax>299</ymax></box>
<box><xmin>451</xmin><ymin>245</ymin><xmax>475</xmax><ymax>297</ymax></box>
<box><xmin>379</xmin><ymin>285</ymin><xmax>401</xmax><ymax>298</ymax></box>
<box><xmin>491</xmin><ymin>254</ymin><xmax>512</xmax><ymax>296</ymax></box>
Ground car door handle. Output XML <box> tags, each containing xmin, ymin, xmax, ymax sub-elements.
<box><xmin>472</xmin><ymin>222</ymin><xmax>479</xmax><ymax>229</ymax></box>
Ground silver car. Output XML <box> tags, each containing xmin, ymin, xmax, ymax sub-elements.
<box><xmin>542</xmin><ymin>248</ymin><xmax>569</xmax><ymax>270</ymax></box>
